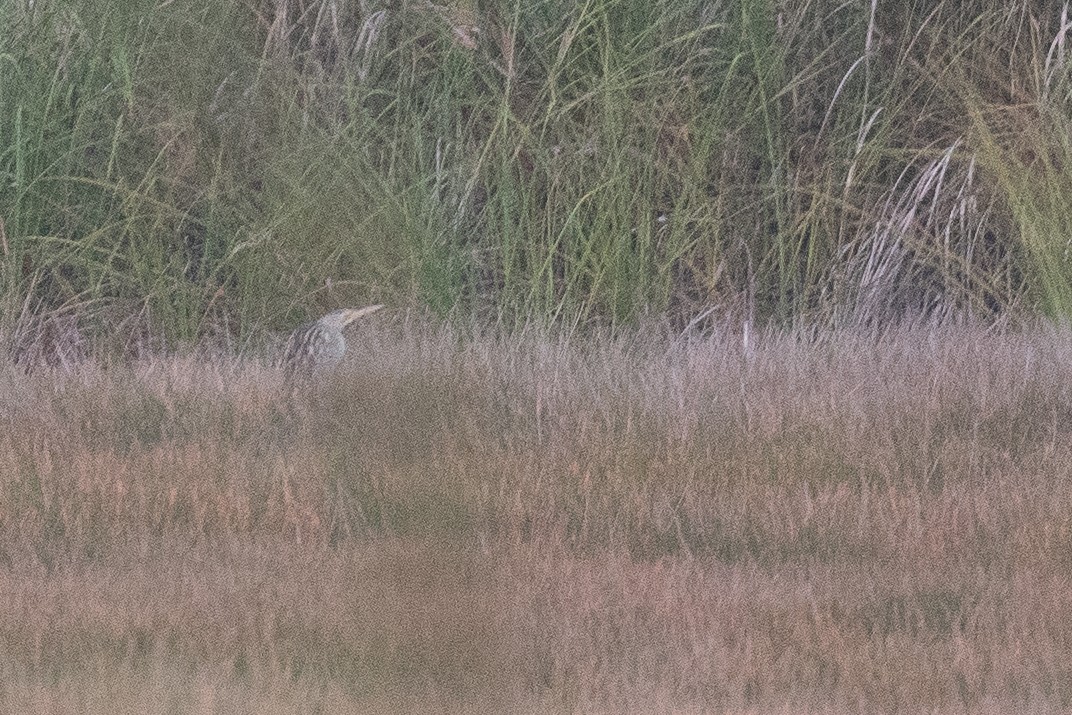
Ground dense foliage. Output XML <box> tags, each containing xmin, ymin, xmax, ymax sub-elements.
<box><xmin>1</xmin><ymin>0</ymin><xmax>1071</xmax><ymax>350</ymax></box>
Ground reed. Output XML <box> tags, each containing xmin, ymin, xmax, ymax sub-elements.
<box><xmin>1</xmin><ymin>320</ymin><xmax>1072</xmax><ymax>712</ymax></box>
<box><xmin>2</xmin><ymin>1</ymin><xmax>1070</xmax><ymax>350</ymax></box>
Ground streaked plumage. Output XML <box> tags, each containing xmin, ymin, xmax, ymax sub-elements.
<box><xmin>282</xmin><ymin>305</ymin><xmax>384</xmax><ymax>375</ymax></box>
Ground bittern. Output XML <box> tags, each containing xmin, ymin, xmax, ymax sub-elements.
<box><xmin>282</xmin><ymin>305</ymin><xmax>384</xmax><ymax>375</ymax></box>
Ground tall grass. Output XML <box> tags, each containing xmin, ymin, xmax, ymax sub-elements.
<box><xmin>1</xmin><ymin>1</ymin><xmax>1071</xmax><ymax>352</ymax></box>
<box><xmin>2</xmin><ymin>320</ymin><xmax>1072</xmax><ymax>712</ymax></box>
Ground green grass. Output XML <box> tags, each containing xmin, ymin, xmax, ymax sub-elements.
<box><xmin>2</xmin><ymin>1</ymin><xmax>1071</xmax><ymax>353</ymax></box>
<box><xmin>5</xmin><ymin>7</ymin><xmax>1072</xmax><ymax>710</ymax></box>
<box><xmin>2</xmin><ymin>320</ymin><xmax>1072</xmax><ymax>712</ymax></box>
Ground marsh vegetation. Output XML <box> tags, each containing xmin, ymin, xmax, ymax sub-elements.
<box><xmin>3</xmin><ymin>1</ymin><xmax>1072</xmax><ymax>712</ymax></box>
<box><xmin>3</xmin><ymin>0</ymin><xmax>1072</xmax><ymax>346</ymax></box>
<box><xmin>3</xmin><ymin>322</ymin><xmax>1072</xmax><ymax>712</ymax></box>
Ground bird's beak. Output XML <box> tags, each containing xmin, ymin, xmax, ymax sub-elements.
<box><xmin>342</xmin><ymin>304</ymin><xmax>385</xmax><ymax>326</ymax></box>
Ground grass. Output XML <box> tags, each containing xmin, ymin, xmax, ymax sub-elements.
<box><xmin>2</xmin><ymin>318</ymin><xmax>1072</xmax><ymax>712</ymax></box>
<box><xmin>2</xmin><ymin>1</ymin><xmax>1072</xmax><ymax>344</ymax></box>
<box><xmin>4</xmin><ymin>2</ymin><xmax>1072</xmax><ymax>711</ymax></box>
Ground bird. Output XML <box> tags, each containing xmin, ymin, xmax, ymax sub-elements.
<box><xmin>281</xmin><ymin>305</ymin><xmax>384</xmax><ymax>376</ymax></box>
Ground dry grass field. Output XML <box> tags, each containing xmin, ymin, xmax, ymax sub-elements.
<box><xmin>2</xmin><ymin>320</ymin><xmax>1072</xmax><ymax>713</ymax></box>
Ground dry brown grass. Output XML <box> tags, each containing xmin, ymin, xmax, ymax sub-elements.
<box><xmin>2</xmin><ymin>320</ymin><xmax>1072</xmax><ymax>713</ymax></box>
